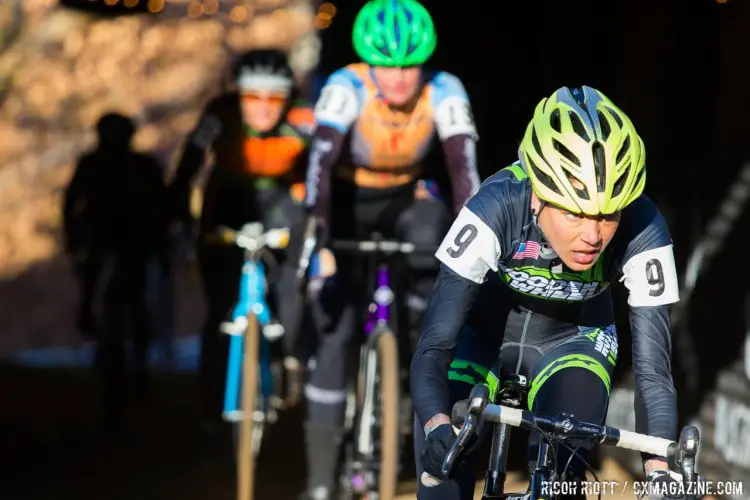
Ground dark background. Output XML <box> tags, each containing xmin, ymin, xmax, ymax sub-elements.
<box><xmin>318</xmin><ymin>0</ymin><xmax>750</xmax><ymax>416</ymax></box>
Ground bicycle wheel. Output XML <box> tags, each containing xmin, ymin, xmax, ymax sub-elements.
<box><xmin>236</xmin><ymin>313</ymin><xmax>263</xmax><ymax>500</ymax></box>
<box><xmin>367</xmin><ymin>328</ymin><xmax>400</xmax><ymax>499</ymax></box>
<box><xmin>233</xmin><ymin>389</ymin><xmax>265</xmax><ymax>458</ymax></box>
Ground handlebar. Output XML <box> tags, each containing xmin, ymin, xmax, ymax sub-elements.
<box><xmin>294</xmin><ymin>219</ymin><xmax>437</xmax><ymax>286</ymax></box>
<box><xmin>330</xmin><ymin>236</ymin><xmax>436</xmax><ymax>256</ymax></box>
<box><xmin>442</xmin><ymin>384</ymin><xmax>701</xmax><ymax>492</ymax></box>
<box><xmin>206</xmin><ymin>223</ymin><xmax>290</xmax><ymax>253</ymax></box>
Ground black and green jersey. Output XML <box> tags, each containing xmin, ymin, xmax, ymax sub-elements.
<box><xmin>411</xmin><ymin>161</ymin><xmax>680</xmax><ymax>442</ymax></box>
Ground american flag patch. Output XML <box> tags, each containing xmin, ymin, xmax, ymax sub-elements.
<box><xmin>512</xmin><ymin>241</ymin><xmax>540</xmax><ymax>260</ymax></box>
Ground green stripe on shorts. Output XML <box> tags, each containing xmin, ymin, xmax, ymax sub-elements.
<box><xmin>527</xmin><ymin>354</ymin><xmax>611</xmax><ymax>411</ymax></box>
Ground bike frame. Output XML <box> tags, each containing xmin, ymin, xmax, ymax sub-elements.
<box><xmin>223</xmin><ymin>255</ymin><xmax>274</xmax><ymax>421</ymax></box>
<box><xmin>354</xmin><ymin>257</ymin><xmax>397</xmax><ymax>471</ymax></box>
<box><xmin>331</xmin><ymin>236</ymin><xmax>418</xmax><ymax>495</ymax></box>
<box><xmin>364</xmin><ymin>264</ymin><xmax>393</xmax><ymax>335</ymax></box>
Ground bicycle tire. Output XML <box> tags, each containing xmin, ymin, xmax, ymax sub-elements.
<box><xmin>233</xmin><ymin>392</ymin><xmax>265</xmax><ymax>458</ymax></box>
<box><xmin>236</xmin><ymin>313</ymin><xmax>263</xmax><ymax>500</ymax></box>
<box><xmin>372</xmin><ymin>329</ymin><xmax>400</xmax><ymax>500</ymax></box>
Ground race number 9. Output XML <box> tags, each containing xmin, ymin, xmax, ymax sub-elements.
<box><xmin>447</xmin><ymin>223</ymin><xmax>478</xmax><ymax>258</ymax></box>
<box><xmin>645</xmin><ymin>258</ymin><xmax>665</xmax><ymax>297</ymax></box>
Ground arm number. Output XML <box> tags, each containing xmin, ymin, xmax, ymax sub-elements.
<box><xmin>449</xmin><ymin>101</ymin><xmax>475</xmax><ymax>127</ymax></box>
<box><xmin>446</xmin><ymin>223</ymin><xmax>478</xmax><ymax>258</ymax></box>
<box><xmin>317</xmin><ymin>86</ymin><xmax>348</xmax><ymax>115</ymax></box>
<box><xmin>645</xmin><ymin>258</ymin><xmax>665</xmax><ymax>297</ymax></box>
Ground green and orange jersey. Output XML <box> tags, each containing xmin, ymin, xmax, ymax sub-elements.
<box><xmin>170</xmin><ymin>92</ymin><xmax>315</xmax><ymax>221</ymax></box>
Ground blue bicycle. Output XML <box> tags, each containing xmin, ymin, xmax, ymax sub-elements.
<box><xmin>206</xmin><ymin>222</ymin><xmax>290</xmax><ymax>499</ymax></box>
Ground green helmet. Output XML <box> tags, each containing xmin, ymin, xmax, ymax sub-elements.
<box><xmin>352</xmin><ymin>0</ymin><xmax>437</xmax><ymax>67</ymax></box>
<box><xmin>518</xmin><ymin>86</ymin><xmax>646</xmax><ymax>215</ymax></box>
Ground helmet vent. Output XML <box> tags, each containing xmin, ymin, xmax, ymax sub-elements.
<box><xmin>605</xmin><ymin>106</ymin><xmax>623</xmax><ymax>128</ymax></box>
<box><xmin>566</xmin><ymin>171</ymin><xmax>590</xmax><ymax>200</ymax></box>
<box><xmin>569</xmin><ymin>112</ymin><xmax>590</xmax><ymax>142</ymax></box>
<box><xmin>597</xmin><ymin>110</ymin><xmax>611</xmax><ymax>140</ymax></box>
<box><xmin>553</xmin><ymin>139</ymin><xmax>580</xmax><ymax>167</ymax></box>
<box><xmin>612</xmin><ymin>171</ymin><xmax>627</xmax><ymax>198</ymax></box>
<box><xmin>550</xmin><ymin>109</ymin><xmax>561</xmax><ymax>133</ymax></box>
<box><xmin>593</xmin><ymin>141</ymin><xmax>606</xmax><ymax>192</ymax></box>
<box><xmin>531</xmin><ymin>128</ymin><xmax>544</xmax><ymax>159</ymax></box>
<box><xmin>616</xmin><ymin>135</ymin><xmax>630</xmax><ymax>165</ymax></box>
<box><xmin>527</xmin><ymin>156</ymin><xmax>560</xmax><ymax>195</ymax></box>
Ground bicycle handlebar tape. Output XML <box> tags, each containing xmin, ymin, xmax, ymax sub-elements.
<box><xmin>616</xmin><ymin>429</ymin><xmax>676</xmax><ymax>458</ymax></box>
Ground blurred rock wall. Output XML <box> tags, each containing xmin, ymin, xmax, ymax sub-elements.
<box><xmin>0</xmin><ymin>0</ymin><xmax>318</xmax><ymax>353</ymax></box>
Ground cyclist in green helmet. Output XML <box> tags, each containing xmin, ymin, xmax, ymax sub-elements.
<box><xmin>298</xmin><ymin>0</ymin><xmax>481</xmax><ymax>498</ymax></box>
<box><xmin>413</xmin><ymin>86</ymin><xmax>683</xmax><ymax>499</ymax></box>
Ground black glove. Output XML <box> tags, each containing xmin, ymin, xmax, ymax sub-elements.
<box><xmin>420</xmin><ymin>423</ymin><xmax>457</xmax><ymax>483</ymax></box>
<box><xmin>645</xmin><ymin>470</ymin><xmax>687</xmax><ymax>499</ymax></box>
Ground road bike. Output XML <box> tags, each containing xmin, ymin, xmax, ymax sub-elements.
<box><xmin>438</xmin><ymin>378</ymin><xmax>707</xmax><ymax>499</ymax></box>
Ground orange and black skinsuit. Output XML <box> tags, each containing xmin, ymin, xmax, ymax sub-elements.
<box><xmin>169</xmin><ymin>92</ymin><xmax>314</xmax><ymax>422</ymax></box>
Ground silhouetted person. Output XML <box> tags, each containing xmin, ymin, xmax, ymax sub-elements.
<box><xmin>63</xmin><ymin>112</ymin><xmax>169</xmax><ymax>427</ymax></box>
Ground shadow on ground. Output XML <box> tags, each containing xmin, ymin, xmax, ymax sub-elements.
<box><xmin>0</xmin><ymin>364</ymin><xmax>414</xmax><ymax>500</ymax></box>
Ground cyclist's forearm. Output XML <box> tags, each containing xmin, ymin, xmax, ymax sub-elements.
<box><xmin>411</xmin><ymin>265</ymin><xmax>480</xmax><ymax>426</ymax></box>
<box><xmin>303</xmin><ymin>126</ymin><xmax>346</xmax><ymax>219</ymax></box>
<box><xmin>630</xmin><ymin>304</ymin><xmax>678</xmax><ymax>444</ymax></box>
<box><xmin>411</xmin><ymin>348</ymin><xmax>453</xmax><ymax>426</ymax></box>
<box><xmin>441</xmin><ymin>134</ymin><xmax>480</xmax><ymax>213</ymax></box>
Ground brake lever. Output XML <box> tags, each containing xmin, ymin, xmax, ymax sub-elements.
<box><xmin>676</xmin><ymin>426</ymin><xmax>700</xmax><ymax>488</ymax></box>
<box><xmin>441</xmin><ymin>385</ymin><xmax>490</xmax><ymax>478</ymax></box>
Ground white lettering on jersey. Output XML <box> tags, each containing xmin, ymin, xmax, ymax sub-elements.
<box><xmin>434</xmin><ymin>96</ymin><xmax>478</xmax><ymax>140</ymax></box>
<box><xmin>436</xmin><ymin>206</ymin><xmax>500</xmax><ymax>283</ymax></box>
<box><xmin>621</xmin><ymin>244</ymin><xmax>679</xmax><ymax>307</ymax></box>
<box><xmin>304</xmin><ymin>138</ymin><xmax>333</xmax><ymax>207</ymax></box>
<box><xmin>314</xmin><ymin>84</ymin><xmax>359</xmax><ymax>130</ymax></box>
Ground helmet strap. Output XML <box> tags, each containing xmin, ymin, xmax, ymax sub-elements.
<box><xmin>531</xmin><ymin>200</ymin><xmax>552</xmax><ymax>245</ymax></box>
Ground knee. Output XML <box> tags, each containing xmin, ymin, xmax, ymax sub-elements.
<box><xmin>529</xmin><ymin>366</ymin><xmax>609</xmax><ymax>422</ymax></box>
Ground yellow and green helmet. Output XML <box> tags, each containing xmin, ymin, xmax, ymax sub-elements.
<box><xmin>352</xmin><ymin>0</ymin><xmax>437</xmax><ymax>67</ymax></box>
<box><xmin>518</xmin><ymin>86</ymin><xmax>646</xmax><ymax>215</ymax></box>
